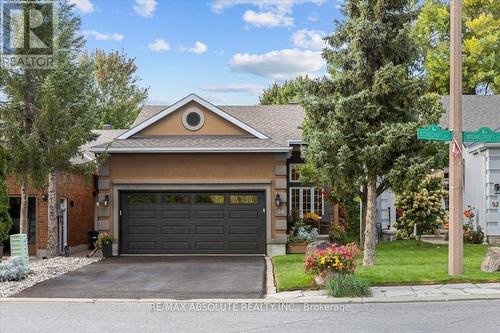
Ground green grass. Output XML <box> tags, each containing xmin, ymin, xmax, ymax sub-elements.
<box><xmin>272</xmin><ymin>240</ymin><xmax>500</xmax><ymax>291</ymax></box>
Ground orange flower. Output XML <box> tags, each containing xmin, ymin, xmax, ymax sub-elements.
<box><xmin>444</xmin><ymin>223</ymin><xmax>449</xmax><ymax>230</ymax></box>
<box><xmin>464</xmin><ymin>210</ymin><xmax>472</xmax><ymax>219</ymax></box>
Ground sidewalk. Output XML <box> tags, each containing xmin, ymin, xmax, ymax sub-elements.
<box><xmin>266</xmin><ymin>282</ymin><xmax>500</xmax><ymax>303</ymax></box>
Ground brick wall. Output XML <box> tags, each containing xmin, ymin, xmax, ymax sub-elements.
<box><xmin>6</xmin><ymin>171</ymin><xmax>95</xmax><ymax>252</ymax></box>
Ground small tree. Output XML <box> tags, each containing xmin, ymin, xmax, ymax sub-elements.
<box><xmin>91</xmin><ymin>49</ymin><xmax>148</xmax><ymax>128</ymax></box>
<box><xmin>395</xmin><ymin>172</ymin><xmax>448</xmax><ymax>245</ymax></box>
<box><xmin>0</xmin><ymin>148</ymin><xmax>13</xmax><ymax>247</ymax></box>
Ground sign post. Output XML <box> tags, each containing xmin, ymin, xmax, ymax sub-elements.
<box><xmin>448</xmin><ymin>0</ymin><xmax>463</xmax><ymax>276</ymax></box>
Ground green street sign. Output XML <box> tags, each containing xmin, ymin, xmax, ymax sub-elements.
<box><xmin>463</xmin><ymin>127</ymin><xmax>500</xmax><ymax>143</ymax></box>
<box><xmin>417</xmin><ymin>125</ymin><xmax>452</xmax><ymax>141</ymax></box>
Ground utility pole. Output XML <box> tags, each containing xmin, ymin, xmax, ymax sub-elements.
<box><xmin>448</xmin><ymin>0</ymin><xmax>464</xmax><ymax>275</ymax></box>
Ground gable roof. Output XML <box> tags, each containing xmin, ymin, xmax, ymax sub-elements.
<box><xmin>118</xmin><ymin>94</ymin><xmax>269</xmax><ymax>140</ymax></box>
<box><xmin>71</xmin><ymin>129</ymin><xmax>126</xmax><ymax>164</ymax></box>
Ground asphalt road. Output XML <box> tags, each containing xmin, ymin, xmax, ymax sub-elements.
<box><xmin>1</xmin><ymin>300</ymin><xmax>499</xmax><ymax>333</ymax></box>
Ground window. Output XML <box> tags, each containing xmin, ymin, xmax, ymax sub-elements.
<box><xmin>196</xmin><ymin>194</ymin><xmax>224</xmax><ymax>204</ymax></box>
<box><xmin>128</xmin><ymin>194</ymin><xmax>155</xmax><ymax>204</ymax></box>
<box><xmin>229</xmin><ymin>195</ymin><xmax>258</xmax><ymax>204</ymax></box>
<box><xmin>162</xmin><ymin>194</ymin><xmax>191</xmax><ymax>204</ymax></box>
<box><xmin>289</xmin><ymin>187</ymin><xmax>324</xmax><ymax>217</ymax></box>
<box><xmin>289</xmin><ymin>164</ymin><xmax>300</xmax><ymax>182</ymax></box>
<box><xmin>182</xmin><ymin>109</ymin><xmax>205</xmax><ymax>131</ymax></box>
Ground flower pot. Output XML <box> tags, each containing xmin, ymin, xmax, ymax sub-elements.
<box><xmin>101</xmin><ymin>243</ymin><xmax>113</xmax><ymax>257</ymax></box>
<box><xmin>314</xmin><ymin>271</ymin><xmax>338</xmax><ymax>286</ymax></box>
<box><xmin>287</xmin><ymin>243</ymin><xmax>308</xmax><ymax>254</ymax></box>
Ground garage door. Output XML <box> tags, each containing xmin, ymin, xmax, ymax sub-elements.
<box><xmin>120</xmin><ymin>192</ymin><xmax>266</xmax><ymax>254</ymax></box>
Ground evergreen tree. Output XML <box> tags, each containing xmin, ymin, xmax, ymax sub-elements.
<box><xmin>300</xmin><ymin>0</ymin><xmax>445</xmax><ymax>265</ymax></box>
<box><xmin>90</xmin><ymin>49</ymin><xmax>148</xmax><ymax>129</ymax></box>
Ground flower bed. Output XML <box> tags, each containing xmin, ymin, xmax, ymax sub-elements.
<box><xmin>304</xmin><ymin>243</ymin><xmax>360</xmax><ymax>284</ymax></box>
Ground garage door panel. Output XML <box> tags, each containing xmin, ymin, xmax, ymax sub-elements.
<box><xmin>230</xmin><ymin>210</ymin><xmax>260</xmax><ymax>219</ymax></box>
<box><xmin>160</xmin><ymin>224</ymin><xmax>190</xmax><ymax>234</ymax></box>
<box><xmin>121</xmin><ymin>191</ymin><xmax>265</xmax><ymax>254</ymax></box>
<box><xmin>194</xmin><ymin>210</ymin><xmax>225</xmax><ymax>219</ymax></box>
<box><xmin>160</xmin><ymin>210</ymin><xmax>191</xmax><ymax>219</ymax></box>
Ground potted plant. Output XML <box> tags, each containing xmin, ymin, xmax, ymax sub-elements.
<box><xmin>303</xmin><ymin>212</ymin><xmax>321</xmax><ymax>229</ymax></box>
<box><xmin>304</xmin><ymin>242</ymin><xmax>361</xmax><ymax>285</ymax></box>
<box><xmin>95</xmin><ymin>232</ymin><xmax>113</xmax><ymax>257</ymax></box>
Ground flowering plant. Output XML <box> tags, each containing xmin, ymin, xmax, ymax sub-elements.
<box><xmin>304</xmin><ymin>243</ymin><xmax>361</xmax><ymax>276</ymax></box>
<box><xmin>288</xmin><ymin>226</ymin><xmax>319</xmax><ymax>243</ymax></box>
<box><xmin>95</xmin><ymin>232</ymin><xmax>113</xmax><ymax>249</ymax></box>
<box><xmin>303</xmin><ymin>212</ymin><xmax>321</xmax><ymax>229</ymax></box>
<box><xmin>463</xmin><ymin>207</ymin><xmax>484</xmax><ymax>244</ymax></box>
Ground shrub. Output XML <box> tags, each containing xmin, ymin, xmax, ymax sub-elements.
<box><xmin>0</xmin><ymin>257</ymin><xmax>26</xmax><ymax>282</ymax></box>
<box><xmin>329</xmin><ymin>222</ymin><xmax>347</xmax><ymax>244</ymax></box>
<box><xmin>325</xmin><ymin>274</ymin><xmax>371</xmax><ymax>298</ymax></box>
<box><xmin>288</xmin><ymin>226</ymin><xmax>319</xmax><ymax>243</ymax></box>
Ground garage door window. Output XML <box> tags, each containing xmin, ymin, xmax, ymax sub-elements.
<box><xmin>128</xmin><ymin>194</ymin><xmax>155</xmax><ymax>204</ymax></box>
<box><xmin>196</xmin><ymin>194</ymin><xmax>225</xmax><ymax>204</ymax></box>
<box><xmin>162</xmin><ymin>194</ymin><xmax>191</xmax><ymax>204</ymax></box>
<box><xmin>229</xmin><ymin>194</ymin><xmax>258</xmax><ymax>204</ymax></box>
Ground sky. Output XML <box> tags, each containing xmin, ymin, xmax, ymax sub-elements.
<box><xmin>72</xmin><ymin>0</ymin><xmax>343</xmax><ymax>105</ymax></box>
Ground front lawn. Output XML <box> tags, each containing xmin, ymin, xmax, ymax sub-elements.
<box><xmin>273</xmin><ymin>240</ymin><xmax>500</xmax><ymax>291</ymax></box>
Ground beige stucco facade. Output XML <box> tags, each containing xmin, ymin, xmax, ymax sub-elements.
<box><xmin>136</xmin><ymin>101</ymin><xmax>250</xmax><ymax>137</ymax></box>
<box><xmin>96</xmin><ymin>153</ymin><xmax>289</xmax><ymax>256</ymax></box>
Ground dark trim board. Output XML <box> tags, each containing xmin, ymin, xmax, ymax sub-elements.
<box><xmin>119</xmin><ymin>191</ymin><xmax>266</xmax><ymax>255</ymax></box>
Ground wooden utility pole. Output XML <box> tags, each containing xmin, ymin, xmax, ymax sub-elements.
<box><xmin>448</xmin><ymin>0</ymin><xmax>464</xmax><ymax>275</ymax></box>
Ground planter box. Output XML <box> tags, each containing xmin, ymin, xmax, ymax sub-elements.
<box><xmin>287</xmin><ymin>243</ymin><xmax>308</xmax><ymax>254</ymax></box>
<box><xmin>101</xmin><ymin>243</ymin><xmax>113</xmax><ymax>258</ymax></box>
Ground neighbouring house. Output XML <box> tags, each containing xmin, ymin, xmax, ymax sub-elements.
<box><xmin>378</xmin><ymin>95</ymin><xmax>500</xmax><ymax>244</ymax></box>
<box><xmin>5</xmin><ymin>129</ymin><xmax>124</xmax><ymax>257</ymax></box>
<box><xmin>89</xmin><ymin>94</ymin><xmax>344</xmax><ymax>257</ymax></box>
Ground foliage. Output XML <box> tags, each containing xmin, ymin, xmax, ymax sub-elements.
<box><xmin>259</xmin><ymin>76</ymin><xmax>311</xmax><ymax>104</ymax></box>
<box><xmin>0</xmin><ymin>257</ymin><xmax>26</xmax><ymax>282</ymax></box>
<box><xmin>95</xmin><ymin>232</ymin><xmax>113</xmax><ymax>249</ymax></box>
<box><xmin>303</xmin><ymin>211</ymin><xmax>321</xmax><ymax>228</ymax></box>
<box><xmin>329</xmin><ymin>222</ymin><xmax>348</xmax><ymax>244</ymax></box>
<box><xmin>304</xmin><ymin>243</ymin><xmax>361</xmax><ymax>276</ymax></box>
<box><xmin>89</xmin><ymin>49</ymin><xmax>149</xmax><ymax>128</ymax></box>
<box><xmin>272</xmin><ymin>241</ymin><xmax>500</xmax><ymax>291</ymax></box>
<box><xmin>414</xmin><ymin>0</ymin><xmax>500</xmax><ymax>94</ymax></box>
<box><xmin>0</xmin><ymin>149</ymin><xmax>13</xmax><ymax>245</ymax></box>
<box><xmin>463</xmin><ymin>208</ymin><xmax>485</xmax><ymax>244</ymax></box>
<box><xmin>395</xmin><ymin>172</ymin><xmax>448</xmax><ymax>244</ymax></box>
<box><xmin>325</xmin><ymin>274</ymin><xmax>371</xmax><ymax>297</ymax></box>
<box><xmin>288</xmin><ymin>226</ymin><xmax>319</xmax><ymax>244</ymax></box>
<box><xmin>300</xmin><ymin>0</ymin><xmax>446</xmax><ymax>265</ymax></box>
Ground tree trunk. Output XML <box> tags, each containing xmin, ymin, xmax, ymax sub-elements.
<box><xmin>19</xmin><ymin>175</ymin><xmax>29</xmax><ymax>235</ymax></box>
<box><xmin>363</xmin><ymin>176</ymin><xmax>377</xmax><ymax>266</ymax></box>
<box><xmin>359</xmin><ymin>193</ymin><xmax>367</xmax><ymax>246</ymax></box>
<box><xmin>47</xmin><ymin>171</ymin><xmax>58</xmax><ymax>257</ymax></box>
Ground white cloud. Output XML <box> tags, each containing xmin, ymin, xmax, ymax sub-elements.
<box><xmin>148</xmin><ymin>39</ymin><xmax>170</xmax><ymax>52</ymax></box>
<box><xmin>69</xmin><ymin>0</ymin><xmax>94</xmax><ymax>13</ymax></box>
<box><xmin>205</xmin><ymin>95</ymin><xmax>227</xmax><ymax>104</ymax></box>
<box><xmin>243</xmin><ymin>10</ymin><xmax>293</xmax><ymax>28</ymax></box>
<box><xmin>230</xmin><ymin>48</ymin><xmax>325</xmax><ymax>79</ymax></box>
<box><xmin>180</xmin><ymin>41</ymin><xmax>208</xmax><ymax>54</ymax></box>
<box><xmin>84</xmin><ymin>30</ymin><xmax>124</xmax><ymax>42</ymax></box>
<box><xmin>212</xmin><ymin>0</ymin><xmax>325</xmax><ymax>28</ymax></box>
<box><xmin>198</xmin><ymin>83</ymin><xmax>263</xmax><ymax>95</ymax></box>
<box><xmin>212</xmin><ymin>0</ymin><xmax>325</xmax><ymax>13</ymax></box>
<box><xmin>291</xmin><ymin>29</ymin><xmax>325</xmax><ymax>50</ymax></box>
<box><xmin>134</xmin><ymin>0</ymin><xmax>157</xmax><ymax>17</ymax></box>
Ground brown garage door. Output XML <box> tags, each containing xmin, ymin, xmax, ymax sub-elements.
<box><xmin>120</xmin><ymin>192</ymin><xmax>266</xmax><ymax>254</ymax></box>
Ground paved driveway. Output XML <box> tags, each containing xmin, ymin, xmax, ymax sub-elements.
<box><xmin>13</xmin><ymin>256</ymin><xmax>266</xmax><ymax>299</ymax></box>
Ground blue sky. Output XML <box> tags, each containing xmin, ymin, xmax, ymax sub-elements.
<box><xmin>72</xmin><ymin>0</ymin><xmax>342</xmax><ymax>105</ymax></box>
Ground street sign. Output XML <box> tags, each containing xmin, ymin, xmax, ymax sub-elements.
<box><xmin>417</xmin><ymin>125</ymin><xmax>452</xmax><ymax>141</ymax></box>
<box><xmin>462</xmin><ymin>127</ymin><xmax>500</xmax><ymax>143</ymax></box>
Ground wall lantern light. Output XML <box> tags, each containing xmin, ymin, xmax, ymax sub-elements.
<box><xmin>275</xmin><ymin>193</ymin><xmax>282</xmax><ymax>207</ymax></box>
<box><xmin>96</xmin><ymin>194</ymin><xmax>110</xmax><ymax>207</ymax></box>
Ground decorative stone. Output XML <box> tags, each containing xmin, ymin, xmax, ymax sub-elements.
<box><xmin>306</xmin><ymin>241</ymin><xmax>331</xmax><ymax>254</ymax></box>
<box><xmin>480</xmin><ymin>247</ymin><xmax>500</xmax><ymax>272</ymax></box>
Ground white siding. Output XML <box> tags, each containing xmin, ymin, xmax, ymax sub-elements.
<box><xmin>485</xmin><ymin>148</ymin><xmax>500</xmax><ymax>235</ymax></box>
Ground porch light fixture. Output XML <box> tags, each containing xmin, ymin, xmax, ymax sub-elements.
<box><xmin>275</xmin><ymin>193</ymin><xmax>282</xmax><ymax>207</ymax></box>
<box><xmin>96</xmin><ymin>194</ymin><xmax>110</xmax><ymax>207</ymax></box>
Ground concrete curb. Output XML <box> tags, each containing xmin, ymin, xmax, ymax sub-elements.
<box><xmin>2</xmin><ymin>294</ymin><xmax>500</xmax><ymax>304</ymax></box>
<box><xmin>265</xmin><ymin>257</ymin><xmax>277</xmax><ymax>295</ymax></box>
